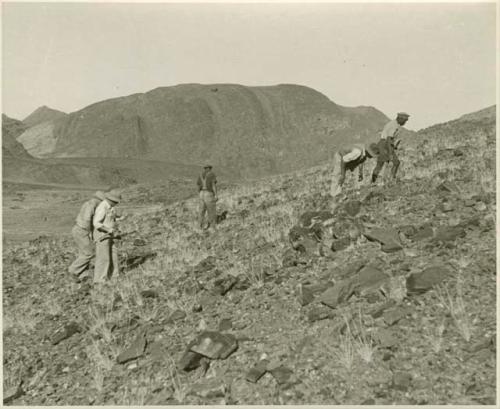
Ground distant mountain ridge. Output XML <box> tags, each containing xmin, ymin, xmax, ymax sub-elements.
<box><xmin>19</xmin><ymin>83</ymin><xmax>390</xmax><ymax>178</ymax></box>
<box><xmin>22</xmin><ymin>105</ymin><xmax>66</xmax><ymax>128</ymax></box>
<box><xmin>2</xmin><ymin>114</ymin><xmax>32</xmax><ymax>159</ymax></box>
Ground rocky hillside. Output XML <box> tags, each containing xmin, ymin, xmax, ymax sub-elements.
<box><xmin>29</xmin><ymin>84</ymin><xmax>388</xmax><ymax>178</ymax></box>
<box><xmin>2</xmin><ymin>114</ymin><xmax>32</xmax><ymax>159</ymax></box>
<box><xmin>22</xmin><ymin>106</ymin><xmax>67</xmax><ymax>128</ymax></box>
<box><xmin>2</xmin><ymin>106</ymin><xmax>495</xmax><ymax>405</ymax></box>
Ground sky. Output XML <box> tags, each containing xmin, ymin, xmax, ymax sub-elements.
<box><xmin>2</xmin><ymin>2</ymin><xmax>497</xmax><ymax>130</ymax></box>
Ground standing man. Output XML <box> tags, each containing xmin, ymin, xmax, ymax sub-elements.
<box><xmin>93</xmin><ymin>189</ymin><xmax>122</xmax><ymax>284</ymax></box>
<box><xmin>68</xmin><ymin>191</ymin><xmax>106</xmax><ymax>282</ymax></box>
<box><xmin>331</xmin><ymin>143</ymin><xmax>377</xmax><ymax>197</ymax></box>
<box><xmin>371</xmin><ymin>112</ymin><xmax>410</xmax><ymax>183</ymax></box>
<box><xmin>197</xmin><ymin>164</ymin><xmax>218</xmax><ymax>231</ymax></box>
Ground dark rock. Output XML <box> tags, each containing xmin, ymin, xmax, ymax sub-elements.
<box><xmin>189</xmin><ymin>331</ymin><xmax>238</xmax><ymax>360</ymax></box>
<box><xmin>217</xmin><ymin>210</ymin><xmax>228</xmax><ymax>224</ymax></box>
<box><xmin>282</xmin><ymin>248</ymin><xmax>299</xmax><ymax>267</ymax></box>
<box><xmin>320</xmin><ymin>279</ymin><xmax>356</xmax><ymax>309</ymax></box>
<box><xmin>293</xmin><ymin>237</ymin><xmax>318</xmax><ymax>255</ymax></box>
<box><xmin>289</xmin><ymin>225</ymin><xmax>319</xmax><ymax>243</ymax></box>
<box><xmin>383</xmin><ymin>307</ymin><xmax>413</xmax><ymax>326</ymax></box>
<box><xmin>369</xmin><ymin>301</ymin><xmax>396</xmax><ymax>318</ymax></box>
<box><xmin>331</xmin><ymin>237</ymin><xmax>351</xmax><ymax>252</ymax></box>
<box><xmin>392</xmin><ymin>372</ymin><xmax>412</xmax><ymax>391</ymax></box>
<box><xmin>218</xmin><ymin>318</ymin><xmax>232</xmax><ymax>332</ymax></box>
<box><xmin>179</xmin><ymin>350</ymin><xmax>205</xmax><ymax>371</ymax></box>
<box><xmin>412</xmin><ymin>225</ymin><xmax>434</xmax><ymax>241</ymax></box>
<box><xmin>140</xmin><ymin>289</ymin><xmax>159</xmax><ymax>299</ymax></box>
<box><xmin>343</xmin><ymin>200</ymin><xmax>362</xmax><ymax>217</ymax></box>
<box><xmin>148</xmin><ymin>341</ymin><xmax>166</xmax><ymax>362</ymax></box>
<box><xmin>361</xmin><ymin>398</ymin><xmax>376</xmax><ymax>405</ymax></box>
<box><xmin>133</xmin><ymin>238</ymin><xmax>147</xmax><ymax>246</ymax></box>
<box><xmin>193</xmin><ymin>256</ymin><xmax>217</xmax><ymax>274</ymax></box>
<box><xmin>434</xmin><ymin>226</ymin><xmax>466</xmax><ymax>243</ymax></box>
<box><xmin>464</xmin><ymin>199</ymin><xmax>476</xmax><ymax>207</ymax></box>
<box><xmin>436</xmin><ymin>181</ymin><xmax>460</xmax><ymax>193</ymax></box>
<box><xmin>364</xmin><ymin>227</ymin><xmax>402</xmax><ymax>250</ymax></box>
<box><xmin>354</xmin><ymin>265</ymin><xmax>389</xmax><ymax>295</ymax></box>
<box><xmin>269</xmin><ymin>365</ymin><xmax>293</xmax><ymax>385</ymax></box>
<box><xmin>245</xmin><ymin>359</ymin><xmax>269</xmax><ymax>383</ymax></box>
<box><xmin>167</xmin><ymin>309</ymin><xmax>186</xmax><ymax>323</ymax></box>
<box><xmin>51</xmin><ymin>322</ymin><xmax>81</xmax><ymax>345</ymax></box>
<box><xmin>441</xmin><ymin>202</ymin><xmax>454</xmax><ymax>212</ymax></box>
<box><xmin>212</xmin><ymin>275</ymin><xmax>238</xmax><ymax>296</ymax></box>
<box><xmin>406</xmin><ymin>265</ymin><xmax>451</xmax><ymax>294</ymax></box>
<box><xmin>297</xmin><ymin>283</ymin><xmax>315</xmax><ymax>306</ymax></box>
<box><xmin>373</xmin><ymin>328</ymin><xmax>398</xmax><ymax>348</ymax></box>
<box><xmin>117</xmin><ymin>332</ymin><xmax>147</xmax><ymax>364</ymax></box>
<box><xmin>308</xmin><ymin>306</ymin><xmax>336</xmax><ymax>322</ymax></box>
<box><xmin>381</xmin><ymin>242</ymin><xmax>403</xmax><ymax>253</ymax></box>
<box><xmin>192</xmin><ymin>303</ymin><xmax>203</xmax><ymax>313</ymax></box>
<box><xmin>125</xmin><ymin>251</ymin><xmax>157</xmax><ymax>270</ymax></box>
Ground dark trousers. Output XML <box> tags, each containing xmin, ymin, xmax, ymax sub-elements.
<box><xmin>372</xmin><ymin>139</ymin><xmax>400</xmax><ymax>182</ymax></box>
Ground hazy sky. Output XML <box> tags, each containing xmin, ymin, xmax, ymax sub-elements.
<box><xmin>2</xmin><ymin>2</ymin><xmax>497</xmax><ymax>130</ymax></box>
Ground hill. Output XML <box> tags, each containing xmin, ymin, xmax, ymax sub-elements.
<box><xmin>2</xmin><ymin>105</ymin><xmax>495</xmax><ymax>405</ymax></box>
<box><xmin>2</xmin><ymin>114</ymin><xmax>32</xmax><ymax>159</ymax></box>
<box><xmin>36</xmin><ymin>84</ymin><xmax>389</xmax><ymax>178</ymax></box>
<box><xmin>22</xmin><ymin>105</ymin><xmax>67</xmax><ymax>128</ymax></box>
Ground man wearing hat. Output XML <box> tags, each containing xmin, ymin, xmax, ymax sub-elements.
<box><xmin>330</xmin><ymin>142</ymin><xmax>377</xmax><ymax>197</ymax></box>
<box><xmin>68</xmin><ymin>190</ymin><xmax>107</xmax><ymax>282</ymax></box>
<box><xmin>371</xmin><ymin>112</ymin><xmax>410</xmax><ymax>183</ymax></box>
<box><xmin>93</xmin><ymin>189</ymin><xmax>122</xmax><ymax>283</ymax></box>
<box><xmin>197</xmin><ymin>164</ymin><xmax>218</xmax><ymax>230</ymax></box>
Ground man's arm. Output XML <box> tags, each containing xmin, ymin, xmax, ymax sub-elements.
<box><xmin>358</xmin><ymin>161</ymin><xmax>364</xmax><ymax>181</ymax></box>
<box><xmin>196</xmin><ymin>176</ymin><xmax>202</xmax><ymax>191</ymax></box>
<box><xmin>212</xmin><ymin>178</ymin><xmax>218</xmax><ymax>200</ymax></box>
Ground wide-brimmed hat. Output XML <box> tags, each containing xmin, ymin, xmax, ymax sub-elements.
<box><xmin>94</xmin><ymin>191</ymin><xmax>106</xmax><ymax>200</ymax></box>
<box><xmin>204</xmin><ymin>164</ymin><xmax>213</xmax><ymax>169</ymax></box>
<box><xmin>105</xmin><ymin>190</ymin><xmax>122</xmax><ymax>204</ymax></box>
<box><xmin>365</xmin><ymin>142</ymin><xmax>378</xmax><ymax>157</ymax></box>
<box><xmin>397</xmin><ymin>112</ymin><xmax>410</xmax><ymax>119</ymax></box>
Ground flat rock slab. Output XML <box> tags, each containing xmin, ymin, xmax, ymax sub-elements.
<box><xmin>411</xmin><ymin>226</ymin><xmax>434</xmax><ymax>241</ymax></box>
<box><xmin>297</xmin><ymin>283</ymin><xmax>315</xmax><ymax>306</ymax></box>
<box><xmin>51</xmin><ymin>322</ymin><xmax>81</xmax><ymax>345</ymax></box>
<box><xmin>373</xmin><ymin>328</ymin><xmax>398</xmax><ymax>349</ymax></box>
<box><xmin>189</xmin><ymin>331</ymin><xmax>238</xmax><ymax>360</ymax></box>
<box><xmin>434</xmin><ymin>226</ymin><xmax>466</xmax><ymax>243</ymax></box>
<box><xmin>167</xmin><ymin>309</ymin><xmax>187</xmax><ymax>323</ymax></box>
<box><xmin>383</xmin><ymin>307</ymin><xmax>413</xmax><ymax>326</ymax></box>
<box><xmin>406</xmin><ymin>265</ymin><xmax>451</xmax><ymax>294</ymax></box>
<box><xmin>190</xmin><ymin>379</ymin><xmax>227</xmax><ymax>399</ymax></box>
<box><xmin>299</xmin><ymin>211</ymin><xmax>334</xmax><ymax>228</ymax></box>
<box><xmin>245</xmin><ymin>359</ymin><xmax>269</xmax><ymax>383</ymax></box>
<box><xmin>354</xmin><ymin>265</ymin><xmax>390</xmax><ymax>295</ymax></box>
<box><xmin>343</xmin><ymin>200</ymin><xmax>362</xmax><ymax>217</ymax></box>
<box><xmin>179</xmin><ymin>350</ymin><xmax>205</xmax><ymax>371</ymax></box>
<box><xmin>392</xmin><ymin>372</ymin><xmax>412</xmax><ymax>391</ymax></box>
<box><xmin>364</xmin><ymin>227</ymin><xmax>402</xmax><ymax>251</ymax></box>
<box><xmin>320</xmin><ymin>279</ymin><xmax>356</xmax><ymax>309</ymax></box>
<box><xmin>331</xmin><ymin>237</ymin><xmax>351</xmax><ymax>252</ymax></box>
<box><xmin>117</xmin><ymin>332</ymin><xmax>146</xmax><ymax>364</ymax></box>
<box><xmin>269</xmin><ymin>365</ymin><xmax>294</xmax><ymax>385</ymax></box>
<box><xmin>308</xmin><ymin>306</ymin><xmax>336</xmax><ymax>322</ymax></box>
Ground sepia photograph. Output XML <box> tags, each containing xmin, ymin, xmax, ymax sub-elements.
<box><xmin>2</xmin><ymin>1</ymin><xmax>497</xmax><ymax>405</ymax></box>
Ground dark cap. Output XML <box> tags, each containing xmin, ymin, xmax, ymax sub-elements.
<box><xmin>397</xmin><ymin>112</ymin><xmax>410</xmax><ymax>118</ymax></box>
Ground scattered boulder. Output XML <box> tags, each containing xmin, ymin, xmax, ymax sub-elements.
<box><xmin>354</xmin><ymin>265</ymin><xmax>390</xmax><ymax>296</ymax></box>
<box><xmin>189</xmin><ymin>331</ymin><xmax>238</xmax><ymax>360</ymax></box>
<box><xmin>117</xmin><ymin>332</ymin><xmax>147</xmax><ymax>364</ymax></box>
<box><xmin>373</xmin><ymin>328</ymin><xmax>398</xmax><ymax>348</ymax></box>
<box><xmin>383</xmin><ymin>307</ymin><xmax>413</xmax><ymax>326</ymax></box>
<box><xmin>364</xmin><ymin>227</ymin><xmax>402</xmax><ymax>251</ymax></box>
<box><xmin>411</xmin><ymin>225</ymin><xmax>434</xmax><ymax>241</ymax></box>
<box><xmin>297</xmin><ymin>283</ymin><xmax>315</xmax><ymax>306</ymax></box>
<box><xmin>436</xmin><ymin>181</ymin><xmax>460</xmax><ymax>194</ymax></box>
<box><xmin>51</xmin><ymin>322</ymin><xmax>81</xmax><ymax>345</ymax></box>
<box><xmin>212</xmin><ymin>275</ymin><xmax>238</xmax><ymax>296</ymax></box>
<box><xmin>140</xmin><ymin>289</ymin><xmax>159</xmax><ymax>299</ymax></box>
<box><xmin>320</xmin><ymin>279</ymin><xmax>356</xmax><ymax>309</ymax></box>
<box><xmin>193</xmin><ymin>256</ymin><xmax>217</xmax><ymax>274</ymax></box>
<box><xmin>293</xmin><ymin>237</ymin><xmax>318</xmax><ymax>255</ymax></box>
<box><xmin>218</xmin><ymin>318</ymin><xmax>232</xmax><ymax>332</ymax></box>
<box><xmin>167</xmin><ymin>309</ymin><xmax>187</xmax><ymax>323</ymax></box>
<box><xmin>269</xmin><ymin>365</ymin><xmax>294</xmax><ymax>385</ymax></box>
<box><xmin>343</xmin><ymin>200</ymin><xmax>362</xmax><ymax>217</ymax></box>
<box><xmin>434</xmin><ymin>226</ymin><xmax>466</xmax><ymax>243</ymax></box>
<box><xmin>179</xmin><ymin>350</ymin><xmax>205</xmax><ymax>371</ymax></box>
<box><xmin>245</xmin><ymin>359</ymin><xmax>269</xmax><ymax>383</ymax></box>
<box><xmin>392</xmin><ymin>372</ymin><xmax>412</xmax><ymax>392</ymax></box>
<box><xmin>406</xmin><ymin>264</ymin><xmax>451</xmax><ymax>294</ymax></box>
<box><xmin>132</xmin><ymin>238</ymin><xmax>147</xmax><ymax>247</ymax></box>
<box><xmin>190</xmin><ymin>378</ymin><xmax>227</xmax><ymax>399</ymax></box>
<box><xmin>331</xmin><ymin>237</ymin><xmax>351</xmax><ymax>252</ymax></box>
<box><xmin>308</xmin><ymin>306</ymin><xmax>336</xmax><ymax>322</ymax></box>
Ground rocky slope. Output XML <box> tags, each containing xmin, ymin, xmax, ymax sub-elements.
<box><xmin>23</xmin><ymin>84</ymin><xmax>388</xmax><ymax>178</ymax></box>
<box><xmin>2</xmin><ymin>114</ymin><xmax>31</xmax><ymax>159</ymax></box>
<box><xmin>2</xmin><ymin>106</ymin><xmax>495</xmax><ymax>405</ymax></box>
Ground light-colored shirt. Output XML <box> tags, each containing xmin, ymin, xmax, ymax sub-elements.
<box><xmin>93</xmin><ymin>200</ymin><xmax>116</xmax><ymax>233</ymax></box>
<box><xmin>338</xmin><ymin>144</ymin><xmax>366</xmax><ymax>163</ymax></box>
<box><xmin>380</xmin><ymin>119</ymin><xmax>401</xmax><ymax>139</ymax></box>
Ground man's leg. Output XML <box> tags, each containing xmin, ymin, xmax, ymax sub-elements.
<box><xmin>94</xmin><ymin>238</ymin><xmax>111</xmax><ymax>284</ymax></box>
<box><xmin>199</xmin><ymin>193</ymin><xmax>207</xmax><ymax>229</ymax></box>
<box><xmin>207</xmin><ymin>193</ymin><xmax>217</xmax><ymax>229</ymax></box>
<box><xmin>68</xmin><ymin>226</ymin><xmax>93</xmax><ymax>279</ymax></box>
<box><xmin>391</xmin><ymin>151</ymin><xmax>400</xmax><ymax>179</ymax></box>
<box><xmin>371</xmin><ymin>158</ymin><xmax>385</xmax><ymax>183</ymax></box>
<box><xmin>110</xmin><ymin>241</ymin><xmax>120</xmax><ymax>279</ymax></box>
